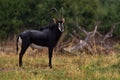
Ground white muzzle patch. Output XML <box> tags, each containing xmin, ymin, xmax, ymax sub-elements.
<box><xmin>58</xmin><ymin>23</ymin><xmax>64</xmax><ymax>32</ymax></box>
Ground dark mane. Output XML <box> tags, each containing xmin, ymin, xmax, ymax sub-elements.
<box><xmin>38</xmin><ymin>23</ymin><xmax>56</xmax><ymax>31</ymax></box>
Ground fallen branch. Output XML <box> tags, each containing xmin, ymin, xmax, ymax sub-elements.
<box><xmin>64</xmin><ymin>22</ymin><xmax>119</xmax><ymax>54</ymax></box>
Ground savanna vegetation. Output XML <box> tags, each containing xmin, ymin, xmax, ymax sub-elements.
<box><xmin>0</xmin><ymin>0</ymin><xmax>120</xmax><ymax>40</ymax></box>
<box><xmin>0</xmin><ymin>49</ymin><xmax>120</xmax><ymax>80</ymax></box>
<box><xmin>0</xmin><ymin>0</ymin><xmax>120</xmax><ymax>80</ymax></box>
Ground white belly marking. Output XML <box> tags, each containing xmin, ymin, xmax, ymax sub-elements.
<box><xmin>30</xmin><ymin>43</ymin><xmax>42</xmax><ymax>49</ymax></box>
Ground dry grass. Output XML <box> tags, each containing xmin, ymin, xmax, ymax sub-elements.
<box><xmin>0</xmin><ymin>45</ymin><xmax>120</xmax><ymax>80</ymax></box>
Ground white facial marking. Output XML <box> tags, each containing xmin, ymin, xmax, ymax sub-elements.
<box><xmin>61</xmin><ymin>23</ymin><xmax>64</xmax><ymax>32</ymax></box>
<box><xmin>58</xmin><ymin>23</ymin><xmax>64</xmax><ymax>32</ymax></box>
<box><xmin>58</xmin><ymin>23</ymin><xmax>61</xmax><ymax>31</ymax></box>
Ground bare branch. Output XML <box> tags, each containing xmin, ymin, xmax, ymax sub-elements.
<box><xmin>100</xmin><ymin>22</ymin><xmax>120</xmax><ymax>50</ymax></box>
<box><xmin>85</xmin><ymin>22</ymin><xmax>100</xmax><ymax>42</ymax></box>
<box><xmin>103</xmin><ymin>22</ymin><xmax>120</xmax><ymax>41</ymax></box>
<box><xmin>72</xmin><ymin>30</ymin><xmax>81</xmax><ymax>39</ymax></box>
<box><xmin>75</xmin><ymin>22</ymin><xmax>88</xmax><ymax>35</ymax></box>
<box><xmin>96</xmin><ymin>31</ymin><xmax>103</xmax><ymax>37</ymax></box>
<box><xmin>64</xmin><ymin>21</ymin><xmax>119</xmax><ymax>54</ymax></box>
<box><xmin>68</xmin><ymin>33</ymin><xmax>74</xmax><ymax>38</ymax></box>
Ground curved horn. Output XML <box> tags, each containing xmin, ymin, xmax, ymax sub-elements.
<box><xmin>61</xmin><ymin>7</ymin><xmax>64</xmax><ymax>18</ymax></box>
<box><xmin>51</xmin><ymin>8</ymin><xmax>60</xmax><ymax>18</ymax></box>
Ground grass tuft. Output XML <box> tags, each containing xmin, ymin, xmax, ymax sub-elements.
<box><xmin>0</xmin><ymin>51</ymin><xmax>120</xmax><ymax>80</ymax></box>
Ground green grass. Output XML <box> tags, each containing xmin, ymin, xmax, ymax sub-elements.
<box><xmin>0</xmin><ymin>52</ymin><xmax>120</xmax><ymax>80</ymax></box>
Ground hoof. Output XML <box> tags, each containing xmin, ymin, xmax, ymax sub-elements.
<box><xmin>49</xmin><ymin>65</ymin><xmax>52</xmax><ymax>69</ymax></box>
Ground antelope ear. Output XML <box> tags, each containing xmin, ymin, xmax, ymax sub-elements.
<box><xmin>52</xmin><ymin>18</ymin><xmax>56</xmax><ymax>24</ymax></box>
<box><xmin>62</xmin><ymin>18</ymin><xmax>65</xmax><ymax>23</ymax></box>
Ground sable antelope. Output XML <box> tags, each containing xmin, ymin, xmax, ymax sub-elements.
<box><xmin>16</xmin><ymin>8</ymin><xmax>65</xmax><ymax>68</ymax></box>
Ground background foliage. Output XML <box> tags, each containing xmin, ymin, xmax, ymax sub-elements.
<box><xmin>0</xmin><ymin>0</ymin><xmax>120</xmax><ymax>40</ymax></box>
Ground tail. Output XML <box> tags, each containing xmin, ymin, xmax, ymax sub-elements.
<box><xmin>16</xmin><ymin>36</ymin><xmax>19</xmax><ymax>55</ymax></box>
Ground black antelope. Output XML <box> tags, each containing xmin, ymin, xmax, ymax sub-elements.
<box><xmin>16</xmin><ymin>8</ymin><xmax>65</xmax><ymax>68</ymax></box>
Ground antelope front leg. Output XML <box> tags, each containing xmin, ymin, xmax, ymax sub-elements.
<box><xmin>48</xmin><ymin>47</ymin><xmax>53</xmax><ymax>68</ymax></box>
